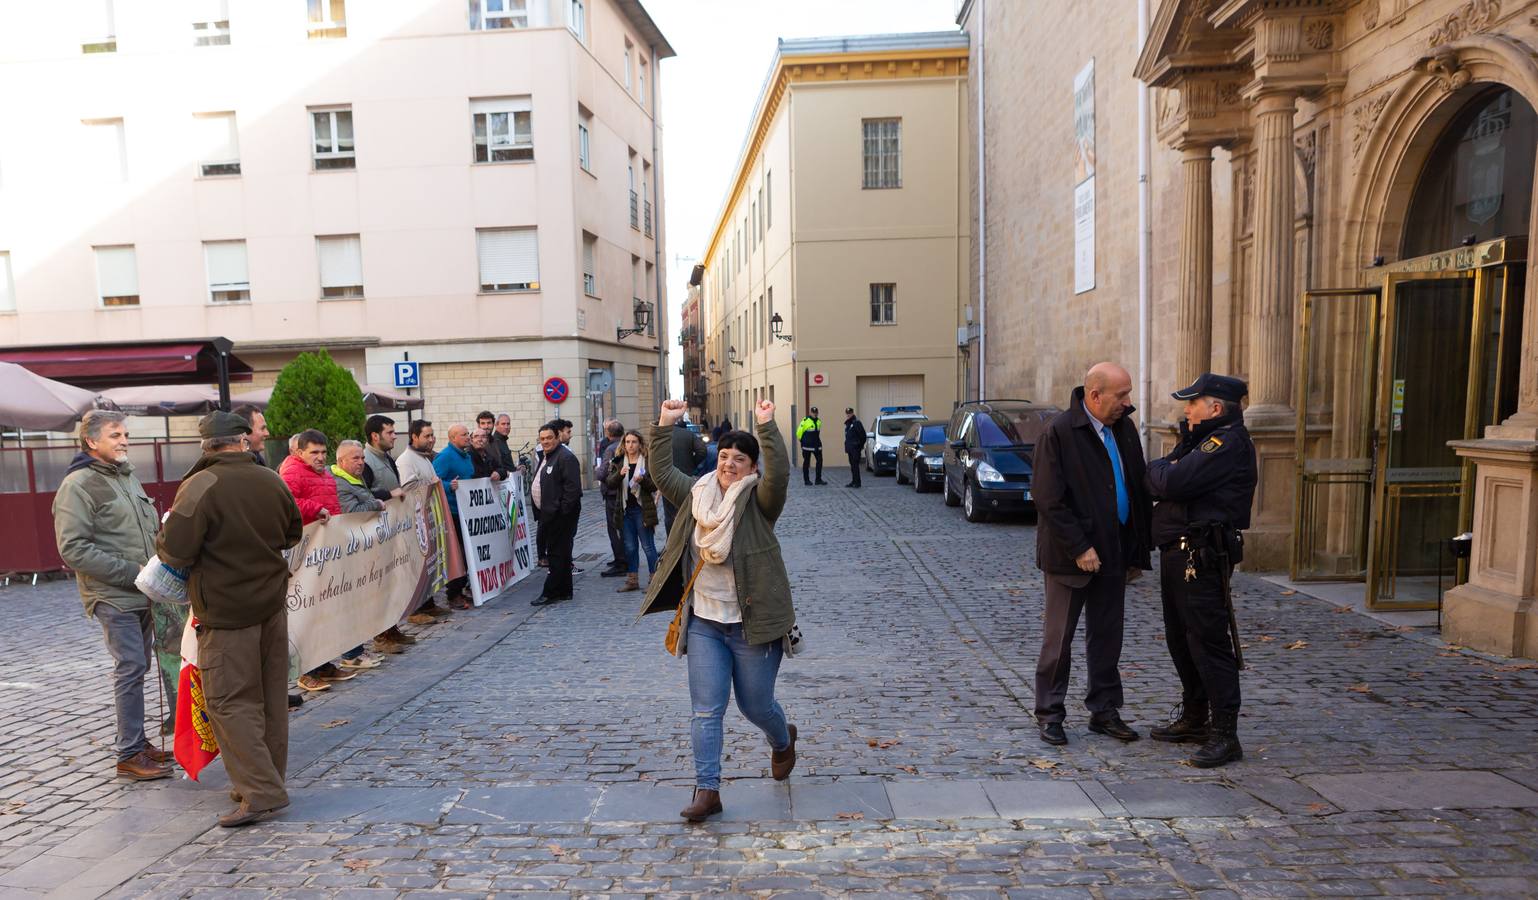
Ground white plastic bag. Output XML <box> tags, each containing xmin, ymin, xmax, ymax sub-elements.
<box><xmin>135</xmin><ymin>555</ymin><xmax>189</xmax><ymax>606</ymax></box>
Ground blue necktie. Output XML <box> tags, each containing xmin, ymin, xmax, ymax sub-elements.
<box><xmin>1103</xmin><ymin>426</ymin><xmax>1129</xmax><ymax>525</ymax></box>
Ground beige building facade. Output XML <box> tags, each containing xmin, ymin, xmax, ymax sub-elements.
<box><xmin>0</xmin><ymin>0</ymin><xmax>672</xmax><ymax>475</ymax></box>
<box><xmin>962</xmin><ymin>0</ymin><xmax>1538</xmax><ymax>658</ymax></box>
<box><xmin>697</xmin><ymin>34</ymin><xmax>970</xmax><ymax>445</ymax></box>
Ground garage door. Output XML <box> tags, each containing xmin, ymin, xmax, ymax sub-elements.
<box><xmin>856</xmin><ymin>374</ymin><xmax>924</xmax><ymax>421</ymax></box>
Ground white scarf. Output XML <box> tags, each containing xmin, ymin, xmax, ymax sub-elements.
<box><xmin>624</xmin><ymin>455</ymin><xmax>648</xmax><ymax>503</ymax></box>
<box><xmin>689</xmin><ymin>471</ymin><xmax>760</xmax><ymax>565</ymax></box>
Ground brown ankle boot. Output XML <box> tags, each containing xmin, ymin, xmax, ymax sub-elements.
<box><xmin>771</xmin><ymin>724</ymin><xmax>798</xmax><ymax>781</ymax></box>
<box><xmin>618</xmin><ymin>573</ymin><xmax>640</xmax><ymax>592</ymax></box>
<box><xmin>115</xmin><ymin>750</ymin><xmax>173</xmax><ymax>781</ymax></box>
<box><xmin>680</xmin><ymin>788</ymin><xmax>722</xmax><ymax>822</ymax></box>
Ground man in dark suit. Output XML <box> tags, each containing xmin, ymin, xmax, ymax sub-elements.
<box><xmin>531</xmin><ymin>421</ymin><xmax>582</xmax><ymax>607</ymax></box>
<box><xmin>1030</xmin><ymin>362</ymin><xmax>1152</xmax><ymax>746</ymax></box>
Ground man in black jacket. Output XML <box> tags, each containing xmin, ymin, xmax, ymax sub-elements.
<box><xmin>1030</xmin><ymin>362</ymin><xmax>1152</xmax><ymax>746</ymax></box>
<box><xmin>531</xmin><ymin>421</ymin><xmax>582</xmax><ymax>606</ymax></box>
<box><xmin>843</xmin><ymin>407</ymin><xmax>867</xmax><ymax>488</ymax></box>
<box><xmin>595</xmin><ymin>419</ymin><xmax>627</xmax><ymax>577</ymax></box>
<box><xmin>663</xmin><ymin>425</ymin><xmax>707</xmax><ymax>533</ymax></box>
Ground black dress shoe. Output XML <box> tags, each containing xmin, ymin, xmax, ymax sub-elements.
<box><xmin>600</xmin><ymin>564</ymin><xmax>626</xmax><ymax>578</ymax></box>
<box><xmin>287</xmin><ymin>693</ymin><xmax>304</xmax><ymax>709</ymax></box>
<box><xmin>1039</xmin><ymin>722</ymin><xmax>1067</xmax><ymax>745</ymax></box>
<box><xmin>530</xmin><ymin>595</ymin><xmax>559</xmax><ymax>607</ymax></box>
<box><xmin>815</xmin><ymin>480</ymin><xmax>827</xmax><ymax>485</ymax></box>
<box><xmin>1088</xmin><ymin>713</ymin><xmax>1141</xmax><ymax>742</ymax></box>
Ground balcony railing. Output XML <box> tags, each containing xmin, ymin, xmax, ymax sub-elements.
<box><xmin>643</xmin><ymin>200</ymin><xmax>653</xmax><ymax>237</ymax></box>
<box><xmin>629</xmin><ymin>191</ymin><xmax>640</xmax><ymax>230</ymax></box>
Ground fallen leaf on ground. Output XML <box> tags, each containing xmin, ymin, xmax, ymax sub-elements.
<box><xmin>1333</xmin><ymin>605</ymin><xmax>1351</xmax><ymax>613</ymax></box>
<box><xmin>1284</xmin><ymin>640</ymin><xmax>1309</xmax><ymax>650</ymax></box>
<box><xmin>548</xmin><ymin>844</ymin><xmax>565</xmax><ymax>857</ymax></box>
<box><xmin>961</xmin><ymin>638</ymin><xmax>977</xmax><ymax>644</ymax></box>
<box><xmin>1306</xmin><ymin>802</ymin><xmax>1332</xmax><ymax>814</ymax></box>
<box><xmin>1393</xmin><ymin>625</ymin><xmax>1416</xmax><ymax>632</ymax></box>
<box><xmin>1030</xmin><ymin>759</ymin><xmax>1059</xmax><ymax>771</ymax></box>
<box><xmin>1258</xmin><ymin>635</ymin><xmax>1277</xmax><ymax>642</ymax></box>
<box><xmin>1406</xmin><ymin>671</ymin><xmax>1425</xmax><ymax>679</ymax></box>
<box><xmin>1280</xmin><ymin>590</ymin><xmax>1296</xmax><ymax>596</ymax></box>
<box><xmin>896</xmin><ymin>765</ymin><xmax>918</xmax><ymax>774</ymax></box>
<box><xmin>1347</xmin><ymin>683</ymin><xmax>1371</xmax><ymax>694</ymax></box>
<box><xmin>835</xmin><ymin>811</ymin><xmax>864</xmax><ymax>820</ymax></box>
<box><xmin>1343</xmin><ymin>641</ymin><xmax>1362</xmax><ymax>649</ymax></box>
<box><xmin>320</xmin><ymin>719</ymin><xmax>349</xmax><ymax>729</ymax></box>
<box><xmin>500</xmin><ymin>733</ymin><xmax>521</xmax><ymax>742</ymax></box>
<box><xmin>342</xmin><ymin>859</ymin><xmax>376</xmax><ymax>872</ymax></box>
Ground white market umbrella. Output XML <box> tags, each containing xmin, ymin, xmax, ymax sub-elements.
<box><xmin>101</xmin><ymin>384</ymin><xmax>220</xmax><ymax>417</ymax></box>
<box><xmin>0</xmin><ymin>362</ymin><xmax>117</xmax><ymax>432</ymax></box>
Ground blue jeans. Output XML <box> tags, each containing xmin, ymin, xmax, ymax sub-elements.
<box><xmin>686</xmin><ymin>616</ymin><xmax>791</xmax><ymax>791</ymax></box>
<box><xmin>94</xmin><ymin>604</ymin><xmax>154</xmax><ymax>762</ymax></box>
<box><xmin>621</xmin><ymin>503</ymin><xmax>658</xmax><ymax>575</ymax></box>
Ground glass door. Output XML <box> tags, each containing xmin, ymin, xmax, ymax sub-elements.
<box><xmin>1368</xmin><ymin>270</ymin><xmax>1482</xmax><ymax>609</ymax></box>
<box><xmin>1291</xmin><ymin>288</ymin><xmax>1380</xmax><ymax>582</ymax></box>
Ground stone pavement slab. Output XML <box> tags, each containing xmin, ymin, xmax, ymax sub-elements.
<box><xmin>1301</xmin><ymin>769</ymin><xmax>1538</xmax><ymax>811</ymax></box>
<box><xmin>443</xmin><ymin>785</ymin><xmax>603</xmax><ymax>824</ymax></box>
<box><xmin>788</xmin><ymin>780</ymin><xmax>894</xmax><ymax>821</ymax></box>
<box><xmin>886</xmin><ymin>778</ymin><xmax>995</xmax><ymax>819</ymax></box>
<box><xmin>981</xmin><ymin>780</ymin><xmax>1102</xmax><ymax>819</ymax></box>
<box><xmin>1103</xmin><ymin>779</ymin><xmax>1272</xmax><ymax>818</ymax></box>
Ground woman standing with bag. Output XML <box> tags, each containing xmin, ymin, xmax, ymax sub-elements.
<box><xmin>637</xmin><ymin>398</ymin><xmax>798</xmax><ymax>822</ymax></box>
<box><xmin>606</xmin><ymin>429</ymin><xmax>660</xmax><ymax>593</ymax></box>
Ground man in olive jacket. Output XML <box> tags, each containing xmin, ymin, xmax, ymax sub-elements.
<box><xmin>1030</xmin><ymin>362</ymin><xmax>1152</xmax><ymax>747</ymax></box>
<box><xmin>157</xmin><ymin>411</ymin><xmax>304</xmax><ymax>828</ymax></box>
<box><xmin>53</xmin><ymin>410</ymin><xmax>172</xmax><ymax>781</ymax></box>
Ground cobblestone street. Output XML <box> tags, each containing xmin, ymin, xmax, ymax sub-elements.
<box><xmin>3</xmin><ymin>470</ymin><xmax>1538</xmax><ymax>898</ymax></box>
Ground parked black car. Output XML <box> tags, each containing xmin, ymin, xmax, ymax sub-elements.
<box><xmin>941</xmin><ymin>400</ymin><xmax>1060</xmax><ymax>523</ymax></box>
<box><xmin>895</xmin><ymin>420</ymin><xmax>949</xmax><ymax>492</ymax></box>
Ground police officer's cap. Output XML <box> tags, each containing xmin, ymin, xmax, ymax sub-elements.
<box><xmin>1171</xmin><ymin>373</ymin><xmax>1248</xmax><ymax>404</ymax></box>
<box><xmin>198</xmin><ymin>410</ymin><xmax>252</xmax><ymax>439</ymax></box>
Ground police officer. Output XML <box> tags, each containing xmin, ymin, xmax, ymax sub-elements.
<box><xmin>843</xmin><ymin>407</ymin><xmax>867</xmax><ymax>488</ymax></box>
<box><xmin>1144</xmin><ymin>373</ymin><xmax>1257</xmax><ymax>768</ymax></box>
<box><xmin>796</xmin><ymin>406</ymin><xmax>826</xmax><ymax>486</ymax></box>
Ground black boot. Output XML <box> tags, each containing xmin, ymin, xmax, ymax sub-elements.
<box><xmin>1149</xmin><ymin>702</ymin><xmax>1209</xmax><ymax>744</ymax></box>
<box><xmin>1188</xmin><ymin>710</ymin><xmax>1242</xmax><ymax>768</ymax></box>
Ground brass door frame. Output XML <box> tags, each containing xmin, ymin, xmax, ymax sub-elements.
<box><xmin>1290</xmin><ymin>287</ymin><xmax>1380</xmax><ymax>583</ymax></box>
<box><xmin>1368</xmin><ymin>268</ymin><xmax>1484</xmax><ymax>610</ymax></box>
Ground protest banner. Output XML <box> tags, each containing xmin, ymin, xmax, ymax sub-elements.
<box><xmin>504</xmin><ymin>471</ymin><xmax>536</xmax><ymax>585</ymax></box>
<box><xmin>454</xmin><ymin>473</ymin><xmax>536</xmax><ymax>606</ymax></box>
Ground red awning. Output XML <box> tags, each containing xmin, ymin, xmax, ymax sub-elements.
<box><xmin>0</xmin><ymin>339</ymin><xmax>253</xmax><ymax>389</ymax></box>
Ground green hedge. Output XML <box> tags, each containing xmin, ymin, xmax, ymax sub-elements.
<box><xmin>264</xmin><ymin>350</ymin><xmax>365</xmax><ymax>456</ymax></box>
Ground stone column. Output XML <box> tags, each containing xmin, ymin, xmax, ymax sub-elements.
<box><xmin>1246</xmin><ymin>90</ymin><xmax>1298</xmax><ymax>420</ymax></box>
<box><xmin>1176</xmin><ymin>143</ymin><xmax>1215</xmax><ymax>386</ymax></box>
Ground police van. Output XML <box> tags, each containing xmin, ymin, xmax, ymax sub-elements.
<box><xmin>863</xmin><ymin>405</ymin><xmax>927</xmax><ymax>475</ymax></box>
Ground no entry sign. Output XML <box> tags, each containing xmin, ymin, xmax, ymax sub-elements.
<box><xmin>543</xmin><ymin>377</ymin><xmax>569</xmax><ymax>404</ymax></box>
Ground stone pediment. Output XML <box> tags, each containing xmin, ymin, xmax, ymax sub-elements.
<box><xmin>1136</xmin><ymin>0</ymin><xmax>1251</xmax><ymax>87</ymax></box>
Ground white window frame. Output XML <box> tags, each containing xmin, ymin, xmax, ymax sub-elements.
<box><xmin>95</xmin><ymin>244</ymin><xmax>140</xmax><ymax>307</ymax></box>
<box><xmin>307</xmin><ymin>0</ymin><xmax>347</xmax><ymax>39</ymax></box>
<box><xmin>581</xmin><ymin>231</ymin><xmax>598</xmax><ymax>297</ymax></box>
<box><xmin>472</xmin><ymin>0</ymin><xmax>529</xmax><ymax>31</ymax></box>
<box><xmin>83</xmin><ymin>118</ymin><xmax>127</xmax><ymax>184</ymax></box>
<box><xmin>568</xmin><ymin>0</ymin><xmax>584</xmax><ymax>42</ymax></box>
<box><xmin>577</xmin><ymin>120</ymin><xmax>591</xmax><ymax>172</ymax></box>
<box><xmin>317</xmin><ymin>234</ymin><xmax>364</xmax><ymax>299</ymax></box>
<box><xmin>476</xmin><ymin>228</ymin><xmax>539</xmax><ymax>293</ymax></box>
<box><xmin>310</xmin><ymin>106</ymin><xmax>355</xmax><ymax>170</ymax></box>
<box><xmin>82</xmin><ymin>0</ymin><xmax>117</xmax><ymax>53</ymax></box>
<box><xmin>862</xmin><ymin>118</ymin><xmax>902</xmax><ymax>190</ymax></box>
<box><xmin>0</xmin><ymin>252</ymin><xmax>16</xmax><ymax>313</ymax></box>
<box><xmin>638</xmin><ymin>57</ymin><xmax>648</xmax><ymax>108</ymax></box>
<box><xmin>204</xmin><ymin>240</ymin><xmax>250</xmax><ymax>304</ymax></box>
<box><xmin>870</xmin><ymin>283</ymin><xmax>896</xmax><ymax>325</ymax></box>
<box><xmin>623</xmin><ymin>41</ymin><xmax>633</xmax><ymax>91</ymax></box>
<box><xmin>192</xmin><ymin>0</ymin><xmax>231</xmax><ymax>46</ymax></box>
<box><xmin>471</xmin><ymin>97</ymin><xmax>533</xmax><ymax>163</ymax></box>
<box><xmin>194</xmin><ymin>112</ymin><xmax>241</xmax><ymax>177</ymax></box>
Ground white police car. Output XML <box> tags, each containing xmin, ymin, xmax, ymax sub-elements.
<box><xmin>864</xmin><ymin>405</ymin><xmax>927</xmax><ymax>475</ymax></box>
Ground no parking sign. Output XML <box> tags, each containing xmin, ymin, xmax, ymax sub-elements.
<box><xmin>543</xmin><ymin>377</ymin><xmax>569</xmax><ymax>405</ymax></box>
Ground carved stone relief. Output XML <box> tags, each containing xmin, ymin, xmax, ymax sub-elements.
<box><xmin>1351</xmin><ymin>92</ymin><xmax>1391</xmax><ymax>159</ymax></box>
<box><xmin>1305</xmin><ymin>19</ymin><xmax>1335</xmax><ymax>50</ymax></box>
<box><xmin>1429</xmin><ymin>0</ymin><xmax>1502</xmax><ymax>47</ymax></box>
<box><xmin>1419</xmin><ymin>52</ymin><xmax>1474</xmax><ymax>92</ymax></box>
<box><xmin>1362</xmin><ymin>0</ymin><xmax>1380</xmax><ymax>31</ymax></box>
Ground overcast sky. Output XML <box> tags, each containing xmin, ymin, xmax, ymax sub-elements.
<box><xmin>643</xmin><ymin>0</ymin><xmax>962</xmax><ymax>396</ymax></box>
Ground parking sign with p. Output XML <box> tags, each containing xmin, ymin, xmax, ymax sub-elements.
<box><xmin>393</xmin><ymin>361</ymin><xmax>420</xmax><ymax>389</ymax></box>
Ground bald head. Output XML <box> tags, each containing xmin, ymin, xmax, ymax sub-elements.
<box><xmin>447</xmin><ymin>423</ymin><xmax>471</xmax><ymax>450</ymax></box>
<box><xmin>1084</xmin><ymin>362</ymin><xmax>1134</xmax><ymax>426</ymax></box>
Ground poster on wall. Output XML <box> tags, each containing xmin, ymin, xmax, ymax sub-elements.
<box><xmin>1073</xmin><ymin>59</ymin><xmax>1096</xmax><ymax>295</ymax></box>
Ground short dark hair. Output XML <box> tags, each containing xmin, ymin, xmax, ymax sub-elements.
<box><xmin>364</xmin><ymin>414</ymin><xmax>395</xmax><ymax>443</ymax></box>
<box><xmin>232</xmin><ymin>404</ymin><xmax>263</xmax><ymax>425</ymax></box>
<box><xmin>410</xmin><ymin>419</ymin><xmax>433</xmax><ymax>438</ymax></box>
<box><xmin>555</xmin><ymin>418</ymin><xmax>573</xmax><ymax>430</ymax></box>
<box><xmin>605</xmin><ymin>421</ymin><xmax>624</xmax><ymax>438</ymax></box>
<box><xmin>295</xmin><ymin>428</ymin><xmax>328</xmax><ymax>451</ymax></box>
<box><xmin>476</xmin><ymin>410</ymin><xmax>494</xmax><ymax>422</ymax></box>
<box><xmin>716</xmin><ymin>429</ymin><xmax>760</xmax><ymax>464</ymax></box>
<box><xmin>538</xmin><ymin>422</ymin><xmax>558</xmax><ymax>438</ymax></box>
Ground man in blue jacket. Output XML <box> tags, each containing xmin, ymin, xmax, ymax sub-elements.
<box><xmin>433</xmin><ymin>423</ymin><xmax>476</xmax><ymax>609</ymax></box>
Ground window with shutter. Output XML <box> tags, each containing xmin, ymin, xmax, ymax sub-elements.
<box><xmin>577</xmin><ymin>120</ymin><xmax>591</xmax><ymax>171</ymax></box>
<box><xmin>193</xmin><ymin>0</ymin><xmax>231</xmax><ymax>45</ymax></box>
<box><xmin>95</xmin><ymin>245</ymin><xmax>139</xmax><ymax>307</ymax></box>
<box><xmin>311</xmin><ymin>107</ymin><xmax>355</xmax><ymax>170</ymax></box>
<box><xmin>471</xmin><ymin>97</ymin><xmax>533</xmax><ymax>163</ymax></box>
<box><xmin>204</xmin><ymin>240</ymin><xmax>249</xmax><ymax>303</ymax></box>
<box><xmin>307</xmin><ymin>0</ymin><xmax>347</xmax><ymax>39</ymax></box>
<box><xmin>84</xmin><ymin>119</ymin><xmax>127</xmax><ymax>183</ymax></box>
<box><xmin>476</xmin><ymin>228</ymin><xmax>539</xmax><ymax>292</ymax></box>
<box><xmin>195</xmin><ymin>112</ymin><xmax>240</xmax><ymax>176</ymax></box>
<box><xmin>317</xmin><ymin>235</ymin><xmax>363</xmax><ymax>299</ymax></box>
<box><xmin>0</xmin><ymin>252</ymin><xmax>16</xmax><ymax>313</ymax></box>
<box><xmin>581</xmin><ymin>232</ymin><xmax>598</xmax><ymax>296</ymax></box>
<box><xmin>82</xmin><ymin>0</ymin><xmax>116</xmax><ymax>53</ymax></box>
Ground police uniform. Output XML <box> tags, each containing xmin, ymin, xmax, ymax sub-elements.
<box><xmin>1144</xmin><ymin>373</ymin><xmax>1257</xmax><ymax>768</ymax></box>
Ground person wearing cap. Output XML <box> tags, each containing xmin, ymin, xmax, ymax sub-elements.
<box><xmin>842</xmin><ymin>407</ymin><xmax>867</xmax><ymax>488</ymax></box>
<box><xmin>156</xmin><ymin>411</ymin><xmax>304</xmax><ymax>827</ymax></box>
<box><xmin>52</xmin><ymin>410</ymin><xmax>174</xmax><ymax>782</ymax></box>
<box><xmin>1145</xmin><ymin>372</ymin><xmax>1257</xmax><ymax>768</ymax></box>
<box><xmin>1030</xmin><ymin>362</ymin><xmax>1152</xmax><ymax>747</ymax></box>
<box><xmin>795</xmin><ymin>407</ymin><xmax>826</xmax><ymax>486</ymax></box>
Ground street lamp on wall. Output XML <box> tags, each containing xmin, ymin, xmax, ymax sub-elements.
<box><xmin>770</xmin><ymin>312</ymin><xmax>792</xmax><ymax>343</ymax></box>
<box><xmin>617</xmin><ymin>299</ymin><xmax>652</xmax><ymax>341</ymax></box>
<box><xmin>726</xmin><ymin>345</ymin><xmax>744</xmax><ymax>366</ymax></box>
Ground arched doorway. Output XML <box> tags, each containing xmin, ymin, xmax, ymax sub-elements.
<box><xmin>1292</xmin><ymin>86</ymin><xmax>1533</xmax><ymax>609</ymax></box>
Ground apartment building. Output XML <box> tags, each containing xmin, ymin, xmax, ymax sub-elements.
<box><xmin>0</xmin><ymin>0</ymin><xmax>672</xmax><ymax>468</ymax></box>
<box><xmin>697</xmin><ymin>33</ymin><xmax>970</xmax><ymax>442</ymax></box>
